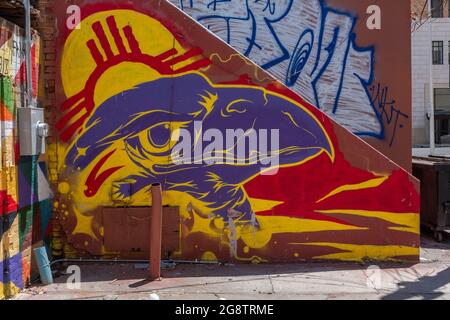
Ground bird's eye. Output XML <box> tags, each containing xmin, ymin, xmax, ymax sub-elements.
<box><xmin>147</xmin><ymin>123</ymin><xmax>171</xmax><ymax>148</ymax></box>
<box><xmin>126</xmin><ymin>121</ymin><xmax>190</xmax><ymax>157</ymax></box>
<box><xmin>132</xmin><ymin>122</ymin><xmax>171</xmax><ymax>155</ymax></box>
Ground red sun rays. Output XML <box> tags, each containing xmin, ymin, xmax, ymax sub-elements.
<box><xmin>57</xmin><ymin>15</ymin><xmax>211</xmax><ymax>142</ymax></box>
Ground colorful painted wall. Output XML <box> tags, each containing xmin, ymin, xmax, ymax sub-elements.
<box><xmin>172</xmin><ymin>0</ymin><xmax>413</xmax><ymax>171</ymax></box>
<box><xmin>52</xmin><ymin>0</ymin><xmax>419</xmax><ymax>264</ymax></box>
<box><xmin>0</xmin><ymin>17</ymin><xmax>51</xmax><ymax>299</ymax></box>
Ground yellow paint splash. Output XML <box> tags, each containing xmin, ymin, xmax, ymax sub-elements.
<box><xmin>206</xmin><ymin>53</ymin><xmax>274</xmax><ymax>84</ymax></box>
<box><xmin>249</xmin><ymin>197</ymin><xmax>284</xmax><ymax>213</ymax></box>
<box><xmin>71</xmin><ymin>207</ymin><xmax>97</xmax><ymax>240</ymax></box>
<box><xmin>201</xmin><ymin>251</ymin><xmax>218</xmax><ymax>262</ymax></box>
<box><xmin>316</xmin><ymin>209</ymin><xmax>419</xmax><ymax>234</ymax></box>
<box><xmin>257</xmin><ymin>215</ymin><xmax>366</xmax><ymax>233</ymax></box>
<box><xmin>317</xmin><ymin>176</ymin><xmax>389</xmax><ymax>203</ymax></box>
<box><xmin>291</xmin><ymin>242</ymin><xmax>420</xmax><ymax>262</ymax></box>
<box><xmin>58</xmin><ymin>182</ymin><xmax>71</xmax><ymax>194</ymax></box>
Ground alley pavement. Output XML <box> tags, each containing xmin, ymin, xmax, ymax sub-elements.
<box><xmin>13</xmin><ymin>232</ymin><xmax>450</xmax><ymax>300</ymax></box>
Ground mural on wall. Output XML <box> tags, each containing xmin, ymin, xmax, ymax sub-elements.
<box><xmin>172</xmin><ymin>0</ymin><xmax>412</xmax><ymax>168</ymax></box>
<box><xmin>0</xmin><ymin>17</ymin><xmax>49</xmax><ymax>299</ymax></box>
<box><xmin>53</xmin><ymin>1</ymin><xmax>419</xmax><ymax>264</ymax></box>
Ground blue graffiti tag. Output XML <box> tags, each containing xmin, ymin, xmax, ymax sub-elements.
<box><xmin>174</xmin><ymin>0</ymin><xmax>407</xmax><ymax>146</ymax></box>
<box><xmin>368</xmin><ymin>83</ymin><xmax>409</xmax><ymax>147</ymax></box>
<box><xmin>286</xmin><ymin>29</ymin><xmax>313</xmax><ymax>86</ymax></box>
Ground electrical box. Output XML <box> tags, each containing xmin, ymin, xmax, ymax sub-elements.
<box><xmin>18</xmin><ymin>107</ymin><xmax>49</xmax><ymax>156</ymax></box>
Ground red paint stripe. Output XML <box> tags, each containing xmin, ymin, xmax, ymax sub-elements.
<box><xmin>61</xmin><ymin>91</ymin><xmax>85</xmax><ymax>111</ymax></box>
<box><xmin>84</xmin><ymin>149</ymin><xmax>124</xmax><ymax>197</ymax></box>
<box><xmin>123</xmin><ymin>25</ymin><xmax>141</xmax><ymax>53</ymax></box>
<box><xmin>164</xmin><ymin>48</ymin><xmax>203</xmax><ymax>66</ymax></box>
<box><xmin>56</xmin><ymin>101</ymin><xmax>86</xmax><ymax>131</ymax></box>
<box><xmin>106</xmin><ymin>16</ymin><xmax>127</xmax><ymax>55</ymax></box>
<box><xmin>174</xmin><ymin>58</ymin><xmax>211</xmax><ymax>73</ymax></box>
<box><xmin>92</xmin><ymin>21</ymin><xmax>114</xmax><ymax>59</ymax></box>
<box><xmin>86</xmin><ymin>39</ymin><xmax>104</xmax><ymax>65</ymax></box>
<box><xmin>155</xmin><ymin>48</ymin><xmax>178</xmax><ymax>61</ymax></box>
<box><xmin>59</xmin><ymin>113</ymin><xmax>90</xmax><ymax>142</ymax></box>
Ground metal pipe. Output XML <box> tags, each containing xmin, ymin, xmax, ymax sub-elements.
<box><xmin>23</xmin><ymin>0</ymin><xmax>34</xmax><ymax>107</ymax></box>
<box><xmin>170</xmin><ymin>260</ymin><xmax>220</xmax><ymax>265</ymax></box>
<box><xmin>428</xmin><ymin>0</ymin><xmax>436</xmax><ymax>156</ymax></box>
<box><xmin>149</xmin><ymin>183</ymin><xmax>163</xmax><ymax>280</ymax></box>
<box><xmin>49</xmin><ymin>259</ymin><xmax>220</xmax><ymax>267</ymax></box>
<box><xmin>50</xmin><ymin>258</ymin><xmax>150</xmax><ymax>267</ymax></box>
<box><xmin>33</xmin><ymin>246</ymin><xmax>54</xmax><ymax>284</ymax></box>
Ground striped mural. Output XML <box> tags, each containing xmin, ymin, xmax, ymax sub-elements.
<box><xmin>0</xmin><ymin>16</ymin><xmax>51</xmax><ymax>300</ymax></box>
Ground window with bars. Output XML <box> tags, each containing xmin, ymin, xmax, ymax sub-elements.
<box><xmin>433</xmin><ymin>41</ymin><xmax>444</xmax><ymax>65</ymax></box>
<box><xmin>432</xmin><ymin>0</ymin><xmax>444</xmax><ymax>18</ymax></box>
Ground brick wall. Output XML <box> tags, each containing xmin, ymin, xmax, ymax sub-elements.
<box><xmin>1</xmin><ymin>0</ymin><xmax>55</xmax><ymax>299</ymax></box>
<box><xmin>35</xmin><ymin>0</ymin><xmax>62</xmax><ymax>258</ymax></box>
<box><xmin>0</xmin><ymin>15</ymin><xmax>41</xmax><ymax>299</ymax></box>
<box><xmin>36</xmin><ymin>0</ymin><xmax>56</xmax><ymax>148</ymax></box>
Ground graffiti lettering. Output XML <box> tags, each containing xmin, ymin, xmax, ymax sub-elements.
<box><xmin>175</xmin><ymin>0</ymin><xmax>384</xmax><ymax>139</ymax></box>
<box><xmin>369</xmin><ymin>83</ymin><xmax>408</xmax><ymax>147</ymax></box>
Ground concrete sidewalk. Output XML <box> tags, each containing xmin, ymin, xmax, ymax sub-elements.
<box><xmin>14</xmin><ymin>234</ymin><xmax>450</xmax><ymax>300</ymax></box>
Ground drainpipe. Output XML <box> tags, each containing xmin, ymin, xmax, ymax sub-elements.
<box><xmin>428</xmin><ymin>0</ymin><xmax>436</xmax><ymax>156</ymax></box>
<box><xmin>23</xmin><ymin>0</ymin><xmax>34</xmax><ymax>107</ymax></box>
<box><xmin>149</xmin><ymin>183</ymin><xmax>163</xmax><ymax>280</ymax></box>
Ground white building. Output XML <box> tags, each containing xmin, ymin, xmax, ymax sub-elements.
<box><xmin>412</xmin><ymin>0</ymin><xmax>450</xmax><ymax>145</ymax></box>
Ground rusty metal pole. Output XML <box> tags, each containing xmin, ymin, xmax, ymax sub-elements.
<box><xmin>149</xmin><ymin>183</ymin><xmax>163</xmax><ymax>280</ymax></box>
<box><xmin>23</xmin><ymin>0</ymin><xmax>34</xmax><ymax>107</ymax></box>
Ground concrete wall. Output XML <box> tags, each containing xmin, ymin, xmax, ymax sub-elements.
<box><xmin>49</xmin><ymin>0</ymin><xmax>420</xmax><ymax>264</ymax></box>
<box><xmin>0</xmin><ymin>16</ymin><xmax>51</xmax><ymax>299</ymax></box>
<box><xmin>411</xmin><ymin>0</ymin><xmax>450</xmax><ymax>145</ymax></box>
<box><xmin>172</xmin><ymin>0</ymin><xmax>413</xmax><ymax>171</ymax></box>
